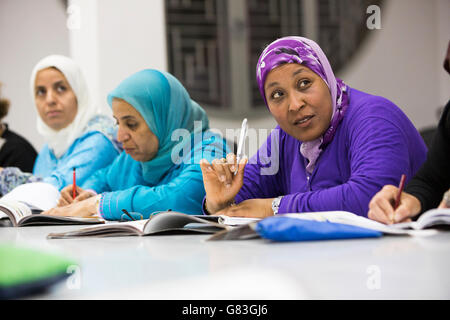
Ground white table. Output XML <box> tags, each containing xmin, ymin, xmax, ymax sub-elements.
<box><xmin>1</xmin><ymin>224</ymin><xmax>450</xmax><ymax>299</ymax></box>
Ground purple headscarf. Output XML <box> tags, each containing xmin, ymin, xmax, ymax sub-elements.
<box><xmin>256</xmin><ymin>36</ymin><xmax>349</xmax><ymax>173</ymax></box>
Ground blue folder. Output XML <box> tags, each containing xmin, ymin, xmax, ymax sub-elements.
<box><xmin>254</xmin><ymin>216</ymin><xmax>382</xmax><ymax>242</ymax></box>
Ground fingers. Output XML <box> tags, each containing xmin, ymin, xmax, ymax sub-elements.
<box><xmin>368</xmin><ymin>185</ymin><xmax>422</xmax><ymax>225</ymax></box>
<box><xmin>235</xmin><ymin>156</ymin><xmax>248</xmax><ymax>179</ymax></box>
<box><xmin>200</xmin><ymin>154</ymin><xmax>247</xmax><ymax>189</ymax></box>
<box><xmin>59</xmin><ymin>185</ymin><xmax>75</xmax><ymax>207</ymax></box>
<box><xmin>368</xmin><ymin>202</ymin><xmax>393</xmax><ymax>224</ymax></box>
<box><xmin>58</xmin><ymin>185</ymin><xmax>90</xmax><ymax>207</ymax></box>
<box><xmin>57</xmin><ymin>196</ymin><xmax>70</xmax><ymax>207</ymax></box>
<box><xmin>42</xmin><ymin>207</ymin><xmax>61</xmax><ymax>216</ymax></box>
<box><xmin>200</xmin><ymin>158</ymin><xmax>213</xmax><ymax>173</ymax></box>
<box><xmin>438</xmin><ymin>199</ymin><xmax>448</xmax><ymax>209</ymax></box>
<box><xmin>226</xmin><ymin>153</ymin><xmax>236</xmax><ymax>172</ymax></box>
<box><xmin>368</xmin><ymin>185</ymin><xmax>397</xmax><ymax>224</ymax></box>
<box><xmin>392</xmin><ymin>194</ymin><xmax>419</xmax><ymax>223</ymax></box>
<box><xmin>438</xmin><ymin>189</ymin><xmax>450</xmax><ymax>209</ymax></box>
<box><xmin>75</xmin><ymin>191</ymin><xmax>95</xmax><ymax>202</ymax></box>
<box><xmin>212</xmin><ymin>158</ymin><xmax>233</xmax><ymax>186</ymax></box>
<box><xmin>392</xmin><ymin>203</ymin><xmax>410</xmax><ymax>223</ymax></box>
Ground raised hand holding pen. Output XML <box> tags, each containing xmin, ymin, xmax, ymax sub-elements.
<box><xmin>200</xmin><ymin>118</ymin><xmax>248</xmax><ymax>215</ymax></box>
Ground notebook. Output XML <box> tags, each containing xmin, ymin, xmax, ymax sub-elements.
<box><xmin>0</xmin><ymin>182</ymin><xmax>103</xmax><ymax>227</ymax></box>
<box><xmin>47</xmin><ymin>211</ymin><xmax>259</xmax><ymax>238</ymax></box>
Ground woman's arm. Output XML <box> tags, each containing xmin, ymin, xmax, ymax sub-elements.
<box><xmin>223</xmin><ymin>112</ymin><xmax>426</xmax><ymax>218</ymax></box>
<box><xmin>404</xmin><ymin>101</ymin><xmax>450</xmax><ymax>212</ymax></box>
<box><xmin>279</xmin><ymin>115</ymin><xmax>425</xmax><ymax>217</ymax></box>
<box><xmin>199</xmin><ymin>129</ymin><xmax>282</xmax><ymax>215</ymax></box>
<box><xmin>80</xmin><ymin>163</ymin><xmax>114</xmax><ymax>194</ymax></box>
<box><xmin>99</xmin><ymin>164</ymin><xmax>207</xmax><ymax>220</ymax></box>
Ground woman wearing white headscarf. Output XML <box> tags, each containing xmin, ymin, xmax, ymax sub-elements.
<box><xmin>0</xmin><ymin>55</ymin><xmax>120</xmax><ymax>195</ymax></box>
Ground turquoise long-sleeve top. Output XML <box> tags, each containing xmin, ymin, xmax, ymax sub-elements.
<box><xmin>33</xmin><ymin>130</ymin><xmax>120</xmax><ymax>191</ymax></box>
<box><xmin>84</xmin><ymin>69</ymin><xmax>228</xmax><ymax>220</ymax></box>
<box><xmin>82</xmin><ymin>132</ymin><xmax>228</xmax><ymax>219</ymax></box>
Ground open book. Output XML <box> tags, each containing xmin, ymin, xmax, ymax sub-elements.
<box><xmin>0</xmin><ymin>182</ymin><xmax>103</xmax><ymax>227</ymax></box>
<box><xmin>208</xmin><ymin>210</ymin><xmax>443</xmax><ymax>241</ymax></box>
<box><xmin>390</xmin><ymin>208</ymin><xmax>450</xmax><ymax>230</ymax></box>
<box><xmin>47</xmin><ymin>211</ymin><xmax>260</xmax><ymax>238</ymax></box>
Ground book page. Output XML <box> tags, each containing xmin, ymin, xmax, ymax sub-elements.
<box><xmin>0</xmin><ymin>182</ymin><xmax>60</xmax><ymax>211</ymax></box>
<box><xmin>217</xmin><ymin>215</ymin><xmax>261</xmax><ymax>226</ymax></box>
<box><xmin>415</xmin><ymin>208</ymin><xmax>450</xmax><ymax>229</ymax></box>
<box><xmin>47</xmin><ymin>219</ymin><xmax>147</xmax><ymax>238</ymax></box>
<box><xmin>0</xmin><ymin>200</ymin><xmax>33</xmax><ymax>224</ymax></box>
<box><xmin>144</xmin><ymin>211</ymin><xmax>225</xmax><ymax>234</ymax></box>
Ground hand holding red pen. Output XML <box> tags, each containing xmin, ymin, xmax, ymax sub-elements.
<box><xmin>392</xmin><ymin>174</ymin><xmax>407</xmax><ymax>222</ymax></box>
<box><xmin>57</xmin><ymin>185</ymin><xmax>96</xmax><ymax>207</ymax></box>
<box><xmin>368</xmin><ymin>175</ymin><xmax>422</xmax><ymax>224</ymax></box>
<box><xmin>72</xmin><ymin>168</ymin><xmax>76</xmax><ymax>199</ymax></box>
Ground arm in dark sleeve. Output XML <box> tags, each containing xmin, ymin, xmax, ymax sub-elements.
<box><xmin>0</xmin><ymin>143</ymin><xmax>37</xmax><ymax>173</ymax></box>
<box><xmin>405</xmin><ymin>101</ymin><xmax>450</xmax><ymax>212</ymax></box>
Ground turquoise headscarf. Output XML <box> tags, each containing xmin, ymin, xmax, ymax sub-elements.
<box><xmin>107</xmin><ymin>69</ymin><xmax>210</xmax><ymax>185</ymax></box>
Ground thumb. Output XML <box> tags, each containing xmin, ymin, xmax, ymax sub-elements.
<box><xmin>393</xmin><ymin>203</ymin><xmax>412</xmax><ymax>223</ymax></box>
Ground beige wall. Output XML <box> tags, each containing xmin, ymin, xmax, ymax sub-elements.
<box><xmin>339</xmin><ymin>0</ymin><xmax>450</xmax><ymax>130</ymax></box>
<box><xmin>0</xmin><ymin>0</ymin><xmax>69</xmax><ymax>150</ymax></box>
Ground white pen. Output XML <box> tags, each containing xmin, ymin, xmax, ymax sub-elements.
<box><xmin>235</xmin><ymin>118</ymin><xmax>248</xmax><ymax>175</ymax></box>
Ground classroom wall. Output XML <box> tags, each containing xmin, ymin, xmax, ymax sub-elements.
<box><xmin>69</xmin><ymin>0</ymin><xmax>168</xmax><ymax>113</ymax></box>
<box><xmin>339</xmin><ymin>0</ymin><xmax>450</xmax><ymax>130</ymax></box>
<box><xmin>0</xmin><ymin>0</ymin><xmax>448</xmax><ymax>152</ymax></box>
<box><xmin>0</xmin><ymin>0</ymin><xmax>70</xmax><ymax>151</ymax></box>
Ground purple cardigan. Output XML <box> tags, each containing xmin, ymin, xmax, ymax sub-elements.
<box><xmin>234</xmin><ymin>88</ymin><xmax>427</xmax><ymax>217</ymax></box>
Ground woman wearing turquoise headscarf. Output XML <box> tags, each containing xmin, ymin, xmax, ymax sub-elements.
<box><xmin>43</xmin><ymin>69</ymin><xmax>228</xmax><ymax>219</ymax></box>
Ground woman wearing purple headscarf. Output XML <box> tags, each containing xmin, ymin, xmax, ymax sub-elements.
<box><xmin>200</xmin><ymin>36</ymin><xmax>427</xmax><ymax>218</ymax></box>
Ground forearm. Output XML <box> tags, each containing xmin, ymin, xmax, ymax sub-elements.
<box><xmin>278</xmin><ymin>178</ymin><xmax>385</xmax><ymax>217</ymax></box>
<box><xmin>81</xmin><ymin>167</ymin><xmax>112</xmax><ymax>194</ymax></box>
<box><xmin>405</xmin><ymin>103</ymin><xmax>450</xmax><ymax>212</ymax></box>
<box><xmin>235</xmin><ymin>163</ymin><xmax>282</xmax><ymax>204</ymax></box>
<box><xmin>100</xmin><ymin>170</ymin><xmax>205</xmax><ymax>220</ymax></box>
<box><xmin>43</xmin><ymin>134</ymin><xmax>118</xmax><ymax>191</ymax></box>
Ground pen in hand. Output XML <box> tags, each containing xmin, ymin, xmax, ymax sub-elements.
<box><xmin>235</xmin><ymin>118</ymin><xmax>248</xmax><ymax>175</ymax></box>
<box><xmin>72</xmin><ymin>167</ymin><xmax>77</xmax><ymax>200</ymax></box>
<box><xmin>392</xmin><ymin>174</ymin><xmax>407</xmax><ymax>223</ymax></box>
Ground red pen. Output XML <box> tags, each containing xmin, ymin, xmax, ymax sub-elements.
<box><xmin>392</xmin><ymin>174</ymin><xmax>406</xmax><ymax>222</ymax></box>
<box><xmin>72</xmin><ymin>167</ymin><xmax>77</xmax><ymax>199</ymax></box>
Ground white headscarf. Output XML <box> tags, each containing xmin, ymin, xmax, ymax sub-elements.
<box><xmin>30</xmin><ymin>55</ymin><xmax>111</xmax><ymax>158</ymax></box>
